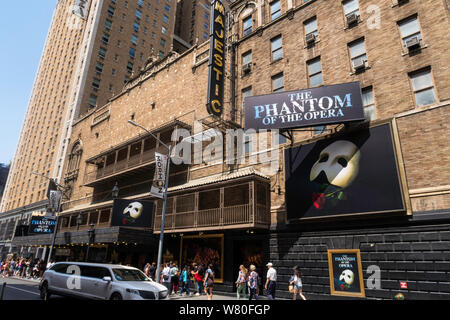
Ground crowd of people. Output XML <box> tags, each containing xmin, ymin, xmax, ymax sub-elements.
<box><xmin>143</xmin><ymin>261</ymin><xmax>215</xmax><ymax>300</ymax></box>
<box><xmin>142</xmin><ymin>261</ymin><xmax>307</xmax><ymax>300</ymax></box>
<box><xmin>0</xmin><ymin>257</ymin><xmax>54</xmax><ymax>279</ymax></box>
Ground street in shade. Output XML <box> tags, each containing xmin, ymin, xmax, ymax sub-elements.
<box><xmin>0</xmin><ymin>277</ymin><xmax>237</xmax><ymax>300</ymax></box>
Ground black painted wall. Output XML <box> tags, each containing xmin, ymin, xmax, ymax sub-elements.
<box><xmin>269</xmin><ymin>221</ymin><xmax>450</xmax><ymax>300</ymax></box>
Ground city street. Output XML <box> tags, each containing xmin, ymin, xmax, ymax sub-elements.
<box><xmin>0</xmin><ymin>277</ymin><xmax>238</xmax><ymax>300</ymax></box>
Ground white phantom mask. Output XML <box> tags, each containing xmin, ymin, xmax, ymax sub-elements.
<box><xmin>310</xmin><ymin>140</ymin><xmax>361</xmax><ymax>188</ymax></box>
<box><xmin>123</xmin><ymin>202</ymin><xmax>143</xmax><ymax>219</ymax></box>
<box><xmin>339</xmin><ymin>269</ymin><xmax>355</xmax><ymax>285</ymax></box>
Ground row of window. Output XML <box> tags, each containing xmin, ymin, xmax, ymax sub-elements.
<box><xmin>245</xmin><ymin>0</ymin><xmax>421</xmax><ymax>52</ymax></box>
<box><xmin>242</xmin><ymin>65</ymin><xmax>437</xmax><ymax>137</ymax></box>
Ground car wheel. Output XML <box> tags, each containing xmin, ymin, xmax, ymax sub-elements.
<box><xmin>110</xmin><ymin>293</ymin><xmax>123</xmax><ymax>300</ymax></box>
<box><xmin>40</xmin><ymin>282</ymin><xmax>51</xmax><ymax>301</ymax></box>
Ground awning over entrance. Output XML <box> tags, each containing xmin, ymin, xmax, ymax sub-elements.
<box><xmin>11</xmin><ymin>226</ymin><xmax>156</xmax><ymax>247</ymax></box>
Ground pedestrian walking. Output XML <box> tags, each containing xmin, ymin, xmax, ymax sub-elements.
<box><xmin>161</xmin><ymin>263</ymin><xmax>171</xmax><ymax>291</ymax></box>
<box><xmin>170</xmin><ymin>263</ymin><xmax>179</xmax><ymax>295</ymax></box>
<box><xmin>248</xmin><ymin>265</ymin><xmax>259</xmax><ymax>300</ymax></box>
<box><xmin>235</xmin><ymin>265</ymin><xmax>248</xmax><ymax>300</ymax></box>
<box><xmin>289</xmin><ymin>266</ymin><xmax>307</xmax><ymax>300</ymax></box>
<box><xmin>179</xmin><ymin>265</ymin><xmax>191</xmax><ymax>296</ymax></box>
<box><xmin>204</xmin><ymin>264</ymin><xmax>215</xmax><ymax>300</ymax></box>
<box><xmin>143</xmin><ymin>263</ymin><xmax>151</xmax><ymax>277</ymax></box>
<box><xmin>264</xmin><ymin>262</ymin><xmax>277</xmax><ymax>300</ymax></box>
<box><xmin>149</xmin><ymin>262</ymin><xmax>156</xmax><ymax>281</ymax></box>
<box><xmin>194</xmin><ymin>264</ymin><xmax>205</xmax><ymax>296</ymax></box>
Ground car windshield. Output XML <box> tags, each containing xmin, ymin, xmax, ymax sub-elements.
<box><xmin>112</xmin><ymin>268</ymin><xmax>151</xmax><ymax>281</ymax></box>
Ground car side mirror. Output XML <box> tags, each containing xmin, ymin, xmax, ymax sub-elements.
<box><xmin>103</xmin><ymin>276</ymin><xmax>112</xmax><ymax>282</ymax></box>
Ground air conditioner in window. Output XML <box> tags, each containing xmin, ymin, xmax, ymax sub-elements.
<box><xmin>406</xmin><ymin>36</ymin><xmax>421</xmax><ymax>50</ymax></box>
<box><xmin>346</xmin><ymin>13</ymin><xmax>359</xmax><ymax>26</ymax></box>
<box><xmin>305</xmin><ymin>33</ymin><xmax>316</xmax><ymax>45</ymax></box>
<box><xmin>353</xmin><ymin>58</ymin><xmax>366</xmax><ymax>71</ymax></box>
<box><xmin>242</xmin><ymin>63</ymin><xmax>251</xmax><ymax>75</ymax></box>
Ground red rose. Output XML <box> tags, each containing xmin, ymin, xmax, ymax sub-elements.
<box><xmin>340</xmin><ymin>284</ymin><xmax>345</xmax><ymax>290</ymax></box>
<box><xmin>312</xmin><ymin>193</ymin><xmax>326</xmax><ymax>209</ymax></box>
<box><xmin>122</xmin><ymin>218</ymin><xmax>128</xmax><ymax>225</ymax></box>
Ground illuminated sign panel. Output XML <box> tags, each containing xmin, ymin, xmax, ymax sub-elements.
<box><xmin>206</xmin><ymin>0</ymin><xmax>226</xmax><ymax>117</ymax></box>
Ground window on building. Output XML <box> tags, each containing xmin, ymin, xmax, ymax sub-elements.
<box><xmin>102</xmin><ymin>33</ymin><xmax>110</xmax><ymax>44</ymax></box>
<box><xmin>271</xmin><ymin>35</ymin><xmax>283</xmax><ymax>61</ymax></box>
<box><xmin>117</xmin><ymin>40</ymin><xmax>121</xmax><ymax>47</ymax></box>
<box><xmin>159</xmin><ymin>51</ymin><xmax>164</xmax><ymax>59</ymax></box>
<box><xmin>127</xmin><ymin>62</ymin><xmax>133</xmax><ymax>73</ymax></box>
<box><xmin>359</xmin><ymin>88</ymin><xmax>375</xmax><ymax>122</ymax></box>
<box><xmin>162</xmin><ymin>26</ymin><xmax>167</xmax><ymax>34</ymax></box>
<box><xmin>242</xmin><ymin>86</ymin><xmax>252</xmax><ymax>108</ymax></box>
<box><xmin>270</xmin><ymin>0</ymin><xmax>281</xmax><ymax>21</ymax></box>
<box><xmin>138</xmin><ymin>0</ymin><xmax>143</xmax><ymax>7</ymax></box>
<box><xmin>304</xmin><ymin>17</ymin><xmax>318</xmax><ymax>37</ymax></box>
<box><xmin>107</xmin><ymin>6</ymin><xmax>115</xmax><ymax>17</ymax></box>
<box><xmin>131</xmin><ymin>34</ymin><xmax>138</xmax><ymax>45</ymax></box>
<box><xmin>348</xmin><ymin>38</ymin><xmax>367</xmax><ymax>69</ymax></box>
<box><xmin>105</xmin><ymin>19</ymin><xmax>112</xmax><ymax>31</ymax></box>
<box><xmin>203</xmin><ymin>32</ymin><xmax>208</xmax><ymax>40</ymax></box>
<box><xmin>164</xmin><ymin>4</ymin><xmax>170</xmax><ymax>12</ymax></box>
<box><xmin>343</xmin><ymin>0</ymin><xmax>360</xmax><ymax>18</ymax></box>
<box><xmin>398</xmin><ymin>16</ymin><xmax>421</xmax><ymax>47</ymax></box>
<box><xmin>163</xmin><ymin>14</ymin><xmax>169</xmax><ymax>24</ymax></box>
<box><xmin>95</xmin><ymin>62</ymin><xmax>104</xmax><ymax>74</ymax></box>
<box><xmin>92</xmin><ymin>78</ymin><xmax>100</xmax><ymax>90</ymax></box>
<box><xmin>307</xmin><ymin>57</ymin><xmax>322</xmax><ymax>87</ymax></box>
<box><xmin>409</xmin><ymin>68</ymin><xmax>437</xmax><ymax>107</ymax></box>
<box><xmin>98</xmin><ymin>47</ymin><xmax>107</xmax><ymax>59</ymax></box>
<box><xmin>133</xmin><ymin>21</ymin><xmax>140</xmax><ymax>32</ymax></box>
<box><xmin>243</xmin><ymin>16</ymin><xmax>252</xmax><ymax>36</ymax></box>
<box><xmin>160</xmin><ymin>38</ymin><xmax>166</xmax><ymax>47</ymax></box>
<box><xmin>313</xmin><ymin>125</ymin><xmax>327</xmax><ymax>135</ymax></box>
<box><xmin>272</xmin><ymin>73</ymin><xmax>284</xmax><ymax>92</ymax></box>
<box><xmin>242</xmin><ymin>51</ymin><xmax>252</xmax><ymax>66</ymax></box>
<box><xmin>136</xmin><ymin>9</ymin><xmax>142</xmax><ymax>20</ymax></box>
<box><xmin>204</xmin><ymin>22</ymin><xmax>209</xmax><ymax>30</ymax></box>
<box><xmin>129</xmin><ymin>47</ymin><xmax>136</xmax><ymax>59</ymax></box>
<box><xmin>88</xmin><ymin>94</ymin><xmax>97</xmax><ymax>108</ymax></box>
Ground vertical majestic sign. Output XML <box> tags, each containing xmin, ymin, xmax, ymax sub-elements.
<box><xmin>206</xmin><ymin>0</ymin><xmax>226</xmax><ymax>117</ymax></box>
<box><xmin>73</xmin><ymin>0</ymin><xmax>90</xmax><ymax>19</ymax></box>
<box><xmin>150</xmin><ymin>152</ymin><xmax>167</xmax><ymax>199</ymax></box>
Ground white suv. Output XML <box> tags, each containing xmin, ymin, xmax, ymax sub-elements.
<box><xmin>39</xmin><ymin>262</ymin><xmax>168</xmax><ymax>300</ymax></box>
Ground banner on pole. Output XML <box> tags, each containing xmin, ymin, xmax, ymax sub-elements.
<box><xmin>150</xmin><ymin>152</ymin><xmax>167</xmax><ymax>199</ymax></box>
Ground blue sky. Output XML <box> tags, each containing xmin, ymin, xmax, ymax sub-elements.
<box><xmin>0</xmin><ymin>1</ymin><xmax>57</xmax><ymax>164</ymax></box>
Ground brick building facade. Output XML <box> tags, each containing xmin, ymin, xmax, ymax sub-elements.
<box><xmin>7</xmin><ymin>0</ymin><xmax>450</xmax><ymax>299</ymax></box>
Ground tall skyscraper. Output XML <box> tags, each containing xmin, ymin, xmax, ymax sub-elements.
<box><xmin>173</xmin><ymin>0</ymin><xmax>218</xmax><ymax>52</ymax></box>
<box><xmin>0</xmin><ymin>0</ymin><xmax>176</xmax><ymax>214</ymax></box>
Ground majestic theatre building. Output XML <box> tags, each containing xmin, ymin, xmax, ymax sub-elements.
<box><xmin>11</xmin><ymin>0</ymin><xmax>450</xmax><ymax>299</ymax></box>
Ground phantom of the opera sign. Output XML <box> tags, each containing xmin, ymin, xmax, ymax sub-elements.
<box><xmin>29</xmin><ymin>213</ymin><xmax>57</xmax><ymax>235</ymax></box>
<box><xmin>206</xmin><ymin>0</ymin><xmax>226</xmax><ymax>117</ymax></box>
<box><xmin>285</xmin><ymin>122</ymin><xmax>408</xmax><ymax>221</ymax></box>
<box><xmin>328</xmin><ymin>249</ymin><xmax>365</xmax><ymax>298</ymax></box>
<box><xmin>244</xmin><ymin>82</ymin><xmax>365</xmax><ymax>130</ymax></box>
<box><xmin>73</xmin><ymin>0</ymin><xmax>90</xmax><ymax>19</ymax></box>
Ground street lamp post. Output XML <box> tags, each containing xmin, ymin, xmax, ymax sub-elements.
<box><xmin>128</xmin><ymin>120</ymin><xmax>171</xmax><ymax>284</ymax></box>
<box><xmin>86</xmin><ymin>223</ymin><xmax>95</xmax><ymax>262</ymax></box>
<box><xmin>31</xmin><ymin>172</ymin><xmax>64</xmax><ymax>266</ymax></box>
